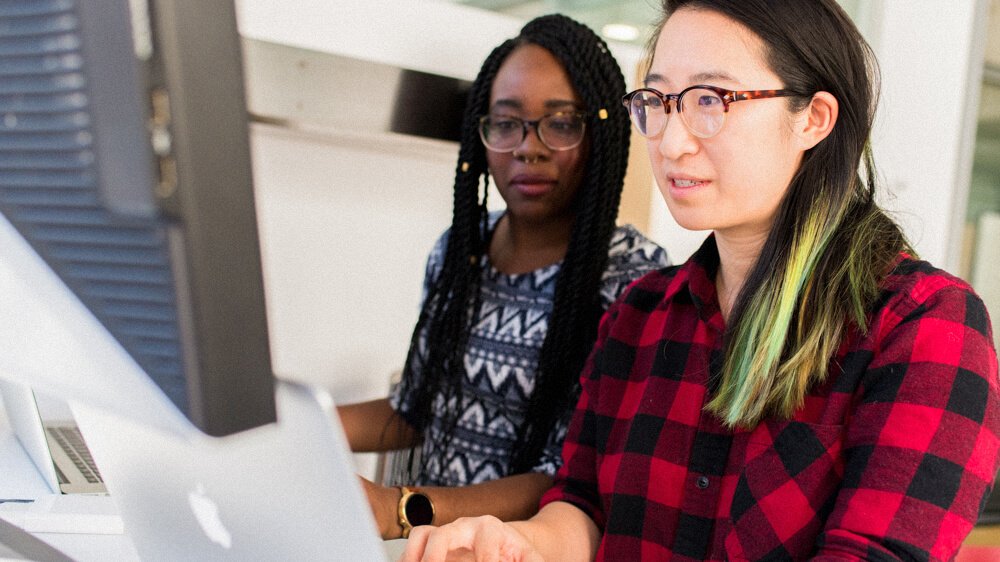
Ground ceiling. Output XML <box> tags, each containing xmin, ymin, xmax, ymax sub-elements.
<box><xmin>435</xmin><ymin>0</ymin><xmax>860</xmax><ymax>47</ymax></box>
<box><xmin>434</xmin><ymin>0</ymin><xmax>666</xmax><ymax>46</ymax></box>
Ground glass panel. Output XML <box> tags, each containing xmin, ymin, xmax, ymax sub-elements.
<box><xmin>962</xmin><ymin>2</ymin><xmax>1000</xmax><ymax>332</ymax></box>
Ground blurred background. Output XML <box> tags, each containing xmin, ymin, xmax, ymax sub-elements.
<box><xmin>231</xmin><ymin>0</ymin><xmax>998</xmax><ymax>422</ymax></box>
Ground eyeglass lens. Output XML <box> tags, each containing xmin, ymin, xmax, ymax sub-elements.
<box><xmin>627</xmin><ymin>88</ymin><xmax>727</xmax><ymax>138</ymax></box>
<box><xmin>479</xmin><ymin>112</ymin><xmax>586</xmax><ymax>152</ymax></box>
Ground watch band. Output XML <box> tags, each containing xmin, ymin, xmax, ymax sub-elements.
<box><xmin>395</xmin><ymin>485</ymin><xmax>435</xmax><ymax>538</ymax></box>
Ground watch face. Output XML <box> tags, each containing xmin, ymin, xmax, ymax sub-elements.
<box><xmin>405</xmin><ymin>492</ymin><xmax>434</xmax><ymax>527</ymax></box>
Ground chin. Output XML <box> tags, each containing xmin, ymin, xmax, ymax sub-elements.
<box><xmin>663</xmin><ymin>206</ymin><xmax>717</xmax><ymax>233</ymax></box>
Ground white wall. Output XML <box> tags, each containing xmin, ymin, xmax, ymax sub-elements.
<box><xmin>866</xmin><ymin>0</ymin><xmax>988</xmax><ymax>272</ymax></box>
<box><xmin>247</xmin><ymin>123</ymin><xmax>460</xmax><ymax>479</ymax></box>
<box><xmin>249</xmin><ymin>125</ymin><xmax>455</xmax><ymax>402</ymax></box>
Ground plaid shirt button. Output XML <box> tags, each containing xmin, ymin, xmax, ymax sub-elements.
<box><xmin>696</xmin><ymin>476</ymin><xmax>710</xmax><ymax>489</ymax></box>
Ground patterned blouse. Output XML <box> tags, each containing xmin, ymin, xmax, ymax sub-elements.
<box><xmin>540</xmin><ymin>235</ymin><xmax>1000</xmax><ymax>561</ymax></box>
<box><xmin>390</xmin><ymin>212</ymin><xmax>669</xmax><ymax>486</ymax></box>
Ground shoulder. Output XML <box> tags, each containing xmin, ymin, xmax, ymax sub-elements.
<box><xmin>422</xmin><ymin>222</ymin><xmax>461</xmax><ymax>284</ymax></box>
<box><xmin>873</xmin><ymin>256</ymin><xmax>992</xmax><ymax>339</ymax></box>
<box><xmin>861</xmin><ymin>256</ymin><xmax>997</xmax><ymax>397</ymax></box>
<box><xmin>597</xmin><ymin>262</ymin><xmax>687</xmax><ymax>329</ymax></box>
<box><xmin>605</xmin><ymin>223</ymin><xmax>670</xmax><ymax>268</ymax></box>
<box><xmin>597</xmin><ymin>224</ymin><xmax>670</xmax><ymax>305</ymax></box>
<box><xmin>429</xmin><ymin>211</ymin><xmax>501</xmax><ymax>261</ymax></box>
<box><xmin>425</xmin><ymin>226</ymin><xmax>451</xmax><ymax>269</ymax></box>
<box><xmin>617</xmin><ymin>262</ymin><xmax>686</xmax><ymax>310</ymax></box>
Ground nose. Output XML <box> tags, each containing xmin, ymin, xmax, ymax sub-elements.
<box><xmin>513</xmin><ymin>121</ymin><xmax>549</xmax><ymax>163</ymax></box>
<box><xmin>656</xmin><ymin>107</ymin><xmax>698</xmax><ymax>161</ymax></box>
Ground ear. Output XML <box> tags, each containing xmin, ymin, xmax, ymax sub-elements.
<box><xmin>794</xmin><ymin>91</ymin><xmax>838</xmax><ymax>150</ymax></box>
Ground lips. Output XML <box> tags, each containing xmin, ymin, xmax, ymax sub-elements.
<box><xmin>511</xmin><ymin>174</ymin><xmax>556</xmax><ymax>196</ymax></box>
<box><xmin>664</xmin><ymin>174</ymin><xmax>709</xmax><ymax>198</ymax></box>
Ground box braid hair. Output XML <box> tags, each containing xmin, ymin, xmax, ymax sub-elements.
<box><xmin>393</xmin><ymin>14</ymin><xmax>632</xmax><ymax>477</ymax></box>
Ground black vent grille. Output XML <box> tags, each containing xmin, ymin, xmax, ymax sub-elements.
<box><xmin>0</xmin><ymin>1</ymin><xmax>187</xmax><ymax>411</ymax></box>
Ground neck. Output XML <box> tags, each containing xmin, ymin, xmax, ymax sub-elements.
<box><xmin>713</xmin><ymin>229</ymin><xmax>768</xmax><ymax>321</ymax></box>
<box><xmin>489</xmin><ymin>212</ymin><xmax>575</xmax><ymax>275</ymax></box>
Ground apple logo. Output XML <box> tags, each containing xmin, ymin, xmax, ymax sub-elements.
<box><xmin>188</xmin><ymin>483</ymin><xmax>233</xmax><ymax>549</ymax></box>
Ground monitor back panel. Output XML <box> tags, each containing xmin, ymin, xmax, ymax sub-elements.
<box><xmin>0</xmin><ymin>0</ymin><xmax>275</xmax><ymax>437</ymax></box>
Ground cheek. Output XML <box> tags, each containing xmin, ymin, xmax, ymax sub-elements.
<box><xmin>737</xmin><ymin>116</ymin><xmax>801</xmax><ymax>182</ymax></box>
<box><xmin>646</xmin><ymin>139</ymin><xmax>667</xmax><ymax>187</ymax></box>
<box><xmin>558</xmin><ymin>148</ymin><xmax>588</xmax><ymax>189</ymax></box>
<box><xmin>728</xmin><ymin>151</ymin><xmax>796</xmax><ymax>220</ymax></box>
<box><xmin>486</xmin><ymin>151</ymin><xmax>509</xmax><ymax>177</ymax></box>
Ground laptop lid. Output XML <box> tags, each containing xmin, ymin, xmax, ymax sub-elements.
<box><xmin>70</xmin><ymin>380</ymin><xmax>388</xmax><ymax>562</ymax></box>
<box><xmin>0</xmin><ymin>379</ymin><xmax>61</xmax><ymax>495</ymax></box>
<box><xmin>0</xmin><ymin>379</ymin><xmax>105</xmax><ymax>495</ymax></box>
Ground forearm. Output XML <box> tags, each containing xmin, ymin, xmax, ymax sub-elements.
<box><xmin>337</xmin><ymin>398</ymin><xmax>420</xmax><ymax>452</ymax></box>
<box><xmin>425</xmin><ymin>471</ymin><xmax>553</xmax><ymax>526</ymax></box>
<box><xmin>511</xmin><ymin>501</ymin><xmax>600</xmax><ymax>562</ymax></box>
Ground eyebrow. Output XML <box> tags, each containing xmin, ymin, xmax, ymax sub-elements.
<box><xmin>490</xmin><ymin>98</ymin><xmax>581</xmax><ymax>111</ymax></box>
<box><xmin>644</xmin><ymin>70</ymin><xmax>740</xmax><ymax>89</ymax></box>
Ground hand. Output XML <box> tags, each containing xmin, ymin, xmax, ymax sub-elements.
<box><xmin>359</xmin><ymin>476</ymin><xmax>403</xmax><ymax>540</ymax></box>
<box><xmin>399</xmin><ymin>516</ymin><xmax>544</xmax><ymax>562</ymax></box>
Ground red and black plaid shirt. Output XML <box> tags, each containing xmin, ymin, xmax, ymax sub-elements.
<box><xmin>541</xmin><ymin>236</ymin><xmax>1000</xmax><ymax>561</ymax></box>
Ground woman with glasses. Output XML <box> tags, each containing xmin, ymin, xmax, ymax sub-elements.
<box><xmin>337</xmin><ymin>14</ymin><xmax>668</xmax><ymax>540</ymax></box>
<box><xmin>401</xmin><ymin>0</ymin><xmax>1000</xmax><ymax>560</ymax></box>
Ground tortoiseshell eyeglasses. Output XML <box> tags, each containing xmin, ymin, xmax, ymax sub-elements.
<box><xmin>621</xmin><ymin>85</ymin><xmax>797</xmax><ymax>139</ymax></box>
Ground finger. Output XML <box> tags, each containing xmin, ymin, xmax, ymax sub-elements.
<box><xmin>473</xmin><ymin>519</ymin><xmax>506</xmax><ymax>562</ymax></box>
<box><xmin>397</xmin><ymin>525</ymin><xmax>433</xmax><ymax>562</ymax></box>
<box><xmin>488</xmin><ymin>520</ymin><xmax>543</xmax><ymax>562</ymax></box>
<box><xmin>422</xmin><ymin>521</ymin><xmax>478</xmax><ymax>561</ymax></box>
<box><xmin>445</xmin><ymin>549</ymin><xmax>477</xmax><ymax>562</ymax></box>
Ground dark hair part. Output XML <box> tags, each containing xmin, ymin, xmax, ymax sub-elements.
<box><xmin>394</xmin><ymin>14</ymin><xmax>632</xmax><ymax>474</ymax></box>
<box><xmin>652</xmin><ymin>0</ymin><xmax>912</xmax><ymax>426</ymax></box>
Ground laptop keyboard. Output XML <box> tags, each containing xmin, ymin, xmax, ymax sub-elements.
<box><xmin>45</xmin><ymin>426</ymin><xmax>104</xmax><ymax>485</ymax></box>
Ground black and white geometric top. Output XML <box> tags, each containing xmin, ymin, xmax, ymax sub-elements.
<box><xmin>390</xmin><ymin>211</ymin><xmax>670</xmax><ymax>487</ymax></box>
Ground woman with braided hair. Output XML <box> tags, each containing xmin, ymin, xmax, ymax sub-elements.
<box><xmin>337</xmin><ymin>14</ymin><xmax>668</xmax><ymax>540</ymax></box>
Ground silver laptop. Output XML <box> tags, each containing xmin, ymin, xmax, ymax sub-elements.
<box><xmin>0</xmin><ymin>378</ymin><xmax>107</xmax><ymax>496</ymax></box>
<box><xmin>70</xmin><ymin>380</ymin><xmax>390</xmax><ymax>562</ymax></box>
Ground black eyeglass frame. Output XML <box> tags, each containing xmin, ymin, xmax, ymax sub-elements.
<box><xmin>621</xmin><ymin>85</ymin><xmax>798</xmax><ymax>138</ymax></box>
<box><xmin>476</xmin><ymin>110</ymin><xmax>589</xmax><ymax>153</ymax></box>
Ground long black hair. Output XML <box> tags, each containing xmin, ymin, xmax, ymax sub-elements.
<box><xmin>393</xmin><ymin>13</ymin><xmax>632</xmax><ymax>475</ymax></box>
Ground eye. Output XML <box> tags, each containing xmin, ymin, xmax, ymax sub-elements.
<box><xmin>547</xmin><ymin>119</ymin><xmax>574</xmax><ymax>132</ymax></box>
<box><xmin>696</xmin><ymin>94</ymin><xmax>723</xmax><ymax>108</ymax></box>
<box><xmin>490</xmin><ymin>117</ymin><xmax>521</xmax><ymax>133</ymax></box>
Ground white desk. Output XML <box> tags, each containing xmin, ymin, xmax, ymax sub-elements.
<box><xmin>0</xmin><ymin>399</ymin><xmax>408</xmax><ymax>561</ymax></box>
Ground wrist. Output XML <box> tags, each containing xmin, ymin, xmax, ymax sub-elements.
<box><xmin>361</xmin><ymin>478</ymin><xmax>404</xmax><ymax>540</ymax></box>
<box><xmin>385</xmin><ymin>485</ymin><xmax>405</xmax><ymax>539</ymax></box>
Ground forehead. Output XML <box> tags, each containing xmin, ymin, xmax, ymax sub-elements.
<box><xmin>647</xmin><ymin>7</ymin><xmax>778</xmax><ymax>90</ymax></box>
<box><xmin>490</xmin><ymin>43</ymin><xmax>583</xmax><ymax>108</ymax></box>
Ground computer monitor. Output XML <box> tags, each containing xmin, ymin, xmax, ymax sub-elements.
<box><xmin>0</xmin><ymin>0</ymin><xmax>276</xmax><ymax>436</ymax></box>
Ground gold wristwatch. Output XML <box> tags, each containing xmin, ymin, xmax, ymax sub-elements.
<box><xmin>395</xmin><ymin>486</ymin><xmax>435</xmax><ymax>538</ymax></box>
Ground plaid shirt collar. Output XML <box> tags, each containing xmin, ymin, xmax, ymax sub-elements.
<box><xmin>666</xmin><ymin>233</ymin><xmax>724</xmax><ymax>329</ymax></box>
